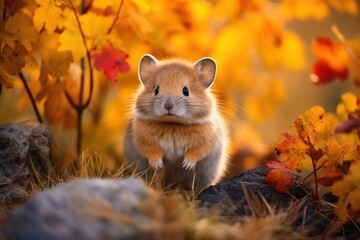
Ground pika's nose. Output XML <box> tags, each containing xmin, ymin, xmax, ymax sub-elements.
<box><xmin>164</xmin><ymin>99</ymin><xmax>174</xmax><ymax>110</ymax></box>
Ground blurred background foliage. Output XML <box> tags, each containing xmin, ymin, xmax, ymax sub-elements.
<box><xmin>0</xmin><ymin>0</ymin><xmax>359</xmax><ymax>174</ymax></box>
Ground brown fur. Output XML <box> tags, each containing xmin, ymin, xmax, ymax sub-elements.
<box><xmin>124</xmin><ymin>55</ymin><xmax>228</xmax><ymax>190</ymax></box>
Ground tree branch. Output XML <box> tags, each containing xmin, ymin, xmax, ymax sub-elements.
<box><xmin>68</xmin><ymin>0</ymin><xmax>95</xmax><ymax>156</ymax></box>
<box><xmin>107</xmin><ymin>0</ymin><xmax>124</xmax><ymax>35</ymax></box>
<box><xmin>18</xmin><ymin>72</ymin><xmax>43</xmax><ymax>123</ymax></box>
<box><xmin>332</xmin><ymin>25</ymin><xmax>360</xmax><ymax>68</ymax></box>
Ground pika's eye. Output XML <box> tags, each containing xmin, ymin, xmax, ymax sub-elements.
<box><xmin>154</xmin><ymin>86</ymin><xmax>159</xmax><ymax>96</ymax></box>
<box><xmin>182</xmin><ymin>87</ymin><xmax>189</xmax><ymax>96</ymax></box>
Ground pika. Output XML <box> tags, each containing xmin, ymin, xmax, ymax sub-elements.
<box><xmin>123</xmin><ymin>54</ymin><xmax>228</xmax><ymax>191</ymax></box>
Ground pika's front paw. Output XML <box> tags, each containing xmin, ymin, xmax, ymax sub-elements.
<box><xmin>182</xmin><ymin>158</ymin><xmax>196</xmax><ymax>171</ymax></box>
<box><xmin>149</xmin><ymin>158</ymin><xmax>164</xmax><ymax>169</ymax></box>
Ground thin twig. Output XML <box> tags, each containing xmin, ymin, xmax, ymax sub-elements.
<box><xmin>82</xmin><ymin>0</ymin><xmax>94</xmax><ymax>13</ymax></box>
<box><xmin>303</xmin><ymin>165</ymin><xmax>322</xmax><ymax>182</ymax></box>
<box><xmin>67</xmin><ymin>0</ymin><xmax>94</xmax><ymax>109</ymax></box>
<box><xmin>107</xmin><ymin>0</ymin><xmax>124</xmax><ymax>35</ymax></box>
<box><xmin>311</xmin><ymin>155</ymin><xmax>319</xmax><ymax>208</ymax></box>
<box><xmin>77</xmin><ymin>58</ymin><xmax>85</xmax><ymax>156</ymax></box>
<box><xmin>18</xmin><ymin>72</ymin><xmax>43</xmax><ymax>123</ymax></box>
<box><xmin>0</xmin><ymin>0</ymin><xmax>9</xmax><ymax>67</ymax></box>
<box><xmin>65</xmin><ymin>91</ymin><xmax>78</xmax><ymax>109</ymax></box>
<box><xmin>332</xmin><ymin>25</ymin><xmax>360</xmax><ymax>68</ymax></box>
<box><xmin>67</xmin><ymin>0</ymin><xmax>95</xmax><ymax>155</ymax></box>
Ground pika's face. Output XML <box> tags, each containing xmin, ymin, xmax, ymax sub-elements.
<box><xmin>135</xmin><ymin>56</ymin><xmax>216</xmax><ymax>124</ymax></box>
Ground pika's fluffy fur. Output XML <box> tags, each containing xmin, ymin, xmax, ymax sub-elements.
<box><xmin>124</xmin><ymin>54</ymin><xmax>228</xmax><ymax>191</ymax></box>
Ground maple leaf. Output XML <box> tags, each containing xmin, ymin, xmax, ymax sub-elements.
<box><xmin>59</xmin><ymin>10</ymin><xmax>113</xmax><ymax>62</ymax></box>
<box><xmin>275</xmin><ymin>131</ymin><xmax>308</xmax><ymax>172</ymax></box>
<box><xmin>1</xmin><ymin>12</ymin><xmax>38</xmax><ymax>51</ymax></box>
<box><xmin>311</xmin><ymin>37</ymin><xmax>349</xmax><ymax>85</ymax></box>
<box><xmin>275</xmin><ymin>106</ymin><xmax>335</xmax><ymax>174</ymax></box>
<box><xmin>266</xmin><ymin>161</ymin><xmax>295</xmax><ymax>193</ymax></box>
<box><xmin>36</xmin><ymin>32</ymin><xmax>73</xmax><ymax>85</ymax></box>
<box><xmin>316</xmin><ymin>138</ymin><xmax>351</xmax><ymax>186</ymax></box>
<box><xmin>33</xmin><ymin>0</ymin><xmax>63</xmax><ymax>33</ymax></box>
<box><xmin>93</xmin><ymin>44</ymin><xmax>130</xmax><ymax>82</ymax></box>
<box><xmin>293</xmin><ymin>106</ymin><xmax>333</xmax><ymax>151</ymax></box>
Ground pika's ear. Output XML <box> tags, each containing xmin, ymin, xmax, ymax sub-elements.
<box><xmin>194</xmin><ymin>57</ymin><xmax>216</xmax><ymax>88</ymax></box>
<box><xmin>138</xmin><ymin>54</ymin><xmax>157</xmax><ymax>85</ymax></box>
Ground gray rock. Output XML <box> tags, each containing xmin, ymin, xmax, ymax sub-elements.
<box><xmin>196</xmin><ymin>167</ymin><xmax>309</xmax><ymax>216</ymax></box>
<box><xmin>5</xmin><ymin>178</ymin><xmax>157</xmax><ymax>240</ymax></box>
<box><xmin>0</xmin><ymin>120</ymin><xmax>52</xmax><ymax>205</ymax></box>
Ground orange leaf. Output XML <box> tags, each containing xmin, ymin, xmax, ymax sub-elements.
<box><xmin>311</xmin><ymin>37</ymin><xmax>349</xmax><ymax>85</ymax></box>
<box><xmin>36</xmin><ymin>80</ymin><xmax>76</xmax><ymax>128</ymax></box>
<box><xmin>266</xmin><ymin>168</ymin><xmax>295</xmax><ymax>193</ymax></box>
<box><xmin>312</xmin><ymin>59</ymin><xmax>348</xmax><ymax>84</ymax></box>
<box><xmin>275</xmin><ymin>131</ymin><xmax>307</xmax><ymax>172</ymax></box>
<box><xmin>266</xmin><ymin>160</ymin><xmax>291</xmax><ymax>172</ymax></box>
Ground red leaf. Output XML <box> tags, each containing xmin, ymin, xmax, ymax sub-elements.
<box><xmin>266</xmin><ymin>168</ymin><xmax>295</xmax><ymax>193</ymax></box>
<box><xmin>266</xmin><ymin>160</ymin><xmax>291</xmax><ymax>172</ymax></box>
<box><xmin>93</xmin><ymin>45</ymin><xmax>130</xmax><ymax>82</ymax></box>
<box><xmin>312</xmin><ymin>59</ymin><xmax>348</xmax><ymax>85</ymax></box>
<box><xmin>317</xmin><ymin>170</ymin><xmax>343</xmax><ymax>187</ymax></box>
<box><xmin>311</xmin><ymin>36</ymin><xmax>349</xmax><ymax>85</ymax></box>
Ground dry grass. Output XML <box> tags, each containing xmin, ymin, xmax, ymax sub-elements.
<box><xmin>0</xmin><ymin>150</ymin><xmax>351</xmax><ymax>239</ymax></box>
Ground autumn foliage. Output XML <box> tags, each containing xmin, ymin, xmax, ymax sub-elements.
<box><xmin>1</xmin><ymin>0</ymin><xmax>360</xmax><ymax>223</ymax></box>
<box><xmin>268</xmin><ymin>30</ymin><xmax>360</xmax><ymax>221</ymax></box>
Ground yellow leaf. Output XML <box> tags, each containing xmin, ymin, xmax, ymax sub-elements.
<box><xmin>323</xmin><ymin>138</ymin><xmax>351</xmax><ymax>166</ymax></box>
<box><xmin>59</xmin><ymin>10</ymin><xmax>112</xmax><ymax>62</ymax></box>
<box><xmin>336</xmin><ymin>92</ymin><xmax>360</xmax><ymax>145</ymax></box>
<box><xmin>327</xmin><ymin>0</ymin><xmax>358</xmax><ymax>15</ymax></box>
<box><xmin>125</xmin><ymin>3</ymin><xmax>153</xmax><ymax>39</ymax></box>
<box><xmin>280</xmin><ymin>0</ymin><xmax>329</xmax><ymax>20</ymax></box>
<box><xmin>33</xmin><ymin>0</ymin><xmax>62</xmax><ymax>32</ymax></box>
<box><xmin>338</xmin><ymin>92</ymin><xmax>358</xmax><ymax>115</ymax></box>
<box><xmin>36</xmin><ymin>32</ymin><xmax>73</xmax><ymax>84</ymax></box>
<box><xmin>293</xmin><ymin>106</ymin><xmax>334</xmax><ymax>150</ymax></box>
<box><xmin>1</xmin><ymin>12</ymin><xmax>38</xmax><ymax>51</ymax></box>
<box><xmin>36</xmin><ymin>79</ymin><xmax>77</xmax><ymax>128</ymax></box>
<box><xmin>211</xmin><ymin>23</ymin><xmax>252</xmax><ymax>87</ymax></box>
<box><xmin>280</xmin><ymin>31</ymin><xmax>306</xmax><ymax>69</ymax></box>
<box><xmin>92</xmin><ymin>0</ymin><xmax>120</xmax><ymax>9</ymax></box>
<box><xmin>244</xmin><ymin>77</ymin><xmax>285</xmax><ymax>122</ymax></box>
<box><xmin>332</xmin><ymin>161</ymin><xmax>360</xmax><ymax>221</ymax></box>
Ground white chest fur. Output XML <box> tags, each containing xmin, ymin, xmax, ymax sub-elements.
<box><xmin>158</xmin><ymin>137</ymin><xmax>187</xmax><ymax>161</ymax></box>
